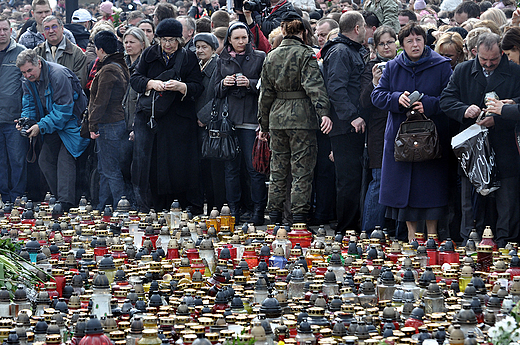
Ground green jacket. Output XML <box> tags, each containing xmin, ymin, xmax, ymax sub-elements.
<box><xmin>364</xmin><ymin>0</ymin><xmax>400</xmax><ymax>34</ymax></box>
<box><xmin>258</xmin><ymin>38</ymin><xmax>329</xmax><ymax>131</ymax></box>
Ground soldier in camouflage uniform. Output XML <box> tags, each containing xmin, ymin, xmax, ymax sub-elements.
<box><xmin>258</xmin><ymin>11</ymin><xmax>332</xmax><ymax>224</ymax></box>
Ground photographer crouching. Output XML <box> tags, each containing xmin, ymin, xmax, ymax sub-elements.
<box><xmin>16</xmin><ymin>49</ymin><xmax>90</xmax><ymax>211</ymax></box>
<box><xmin>234</xmin><ymin>0</ymin><xmax>295</xmax><ymax>52</ymax></box>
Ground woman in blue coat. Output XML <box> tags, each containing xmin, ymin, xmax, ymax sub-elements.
<box><xmin>371</xmin><ymin>22</ymin><xmax>453</xmax><ymax>241</ymax></box>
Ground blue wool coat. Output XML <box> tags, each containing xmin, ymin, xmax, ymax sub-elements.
<box><xmin>371</xmin><ymin>49</ymin><xmax>452</xmax><ymax>209</ymax></box>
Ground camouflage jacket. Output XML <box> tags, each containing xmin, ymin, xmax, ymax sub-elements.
<box><xmin>258</xmin><ymin>37</ymin><xmax>330</xmax><ymax>132</ymax></box>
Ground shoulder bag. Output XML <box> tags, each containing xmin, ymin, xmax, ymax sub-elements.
<box><xmin>394</xmin><ymin>109</ymin><xmax>441</xmax><ymax>162</ymax></box>
<box><xmin>201</xmin><ymin>97</ymin><xmax>240</xmax><ymax>161</ymax></box>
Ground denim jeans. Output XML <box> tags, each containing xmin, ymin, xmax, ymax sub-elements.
<box><xmin>224</xmin><ymin>128</ymin><xmax>267</xmax><ymax>208</ymax></box>
<box><xmin>96</xmin><ymin>120</ymin><xmax>127</xmax><ymax>210</ymax></box>
<box><xmin>362</xmin><ymin>168</ymin><xmax>386</xmax><ymax>233</ymax></box>
<box><xmin>0</xmin><ymin>123</ymin><xmax>28</xmax><ymax>202</ymax></box>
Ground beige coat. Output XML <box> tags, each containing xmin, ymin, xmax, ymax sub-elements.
<box><xmin>34</xmin><ymin>37</ymin><xmax>88</xmax><ymax>89</ymax></box>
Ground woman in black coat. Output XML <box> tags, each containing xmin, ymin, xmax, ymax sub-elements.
<box><xmin>359</xmin><ymin>25</ymin><xmax>398</xmax><ymax>234</ymax></box>
<box><xmin>194</xmin><ymin>33</ymin><xmax>226</xmax><ymax>215</ymax></box>
<box><xmin>130</xmin><ymin>18</ymin><xmax>203</xmax><ymax>212</ymax></box>
<box><xmin>214</xmin><ymin>22</ymin><xmax>267</xmax><ymax>225</ymax></box>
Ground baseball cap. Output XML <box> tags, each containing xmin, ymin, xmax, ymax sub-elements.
<box><xmin>72</xmin><ymin>9</ymin><xmax>96</xmax><ymax>23</ymax></box>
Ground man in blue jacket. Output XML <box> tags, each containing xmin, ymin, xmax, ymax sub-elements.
<box><xmin>0</xmin><ymin>15</ymin><xmax>27</xmax><ymax>202</ymax></box>
<box><xmin>16</xmin><ymin>49</ymin><xmax>89</xmax><ymax>210</ymax></box>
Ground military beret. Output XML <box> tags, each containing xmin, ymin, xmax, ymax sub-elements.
<box><xmin>281</xmin><ymin>10</ymin><xmax>303</xmax><ymax>23</ymax></box>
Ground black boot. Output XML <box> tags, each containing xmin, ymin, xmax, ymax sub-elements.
<box><xmin>269</xmin><ymin>211</ymin><xmax>283</xmax><ymax>225</ymax></box>
<box><xmin>250</xmin><ymin>205</ymin><xmax>265</xmax><ymax>226</ymax></box>
<box><xmin>230</xmin><ymin>203</ymin><xmax>240</xmax><ymax>225</ymax></box>
<box><xmin>292</xmin><ymin>213</ymin><xmax>307</xmax><ymax>224</ymax></box>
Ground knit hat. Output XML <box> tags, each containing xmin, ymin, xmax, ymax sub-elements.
<box><xmin>155</xmin><ymin>18</ymin><xmax>183</xmax><ymax>38</ymax></box>
<box><xmin>193</xmin><ymin>33</ymin><xmax>219</xmax><ymax>51</ymax></box>
<box><xmin>94</xmin><ymin>30</ymin><xmax>118</xmax><ymax>54</ymax></box>
<box><xmin>414</xmin><ymin>0</ymin><xmax>427</xmax><ymax>10</ymax></box>
<box><xmin>99</xmin><ymin>1</ymin><xmax>114</xmax><ymax>15</ymax></box>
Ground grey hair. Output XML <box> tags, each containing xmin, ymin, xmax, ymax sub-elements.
<box><xmin>124</xmin><ymin>27</ymin><xmax>150</xmax><ymax>49</ymax></box>
<box><xmin>16</xmin><ymin>49</ymin><xmax>41</xmax><ymax>68</ymax></box>
<box><xmin>476</xmin><ymin>32</ymin><xmax>501</xmax><ymax>52</ymax></box>
<box><xmin>42</xmin><ymin>15</ymin><xmax>63</xmax><ymax>26</ymax></box>
<box><xmin>178</xmin><ymin>15</ymin><xmax>196</xmax><ymax>32</ymax></box>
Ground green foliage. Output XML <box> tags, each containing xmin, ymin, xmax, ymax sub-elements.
<box><xmin>0</xmin><ymin>239</ymin><xmax>50</xmax><ymax>293</ymax></box>
<box><xmin>0</xmin><ymin>238</ymin><xmax>21</xmax><ymax>252</ymax></box>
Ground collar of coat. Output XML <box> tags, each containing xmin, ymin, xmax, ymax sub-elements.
<box><xmin>281</xmin><ymin>36</ymin><xmax>305</xmax><ymax>45</ymax></box>
<box><xmin>470</xmin><ymin>53</ymin><xmax>511</xmax><ymax>90</ymax></box>
<box><xmin>394</xmin><ymin>48</ymin><xmax>450</xmax><ymax>73</ymax></box>
<box><xmin>219</xmin><ymin>43</ymin><xmax>255</xmax><ymax>61</ymax></box>
<box><xmin>321</xmin><ymin>33</ymin><xmax>366</xmax><ymax>58</ymax></box>
<box><xmin>98</xmin><ymin>52</ymin><xmax>128</xmax><ymax>70</ymax></box>
<box><xmin>143</xmin><ymin>44</ymin><xmax>185</xmax><ymax>67</ymax></box>
<box><xmin>26</xmin><ymin>58</ymin><xmax>50</xmax><ymax>87</ymax></box>
<box><xmin>43</xmin><ymin>37</ymin><xmax>75</xmax><ymax>56</ymax></box>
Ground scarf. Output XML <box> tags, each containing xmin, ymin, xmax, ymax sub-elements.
<box><xmin>200</xmin><ymin>54</ymin><xmax>215</xmax><ymax>71</ymax></box>
<box><xmin>227</xmin><ymin>46</ymin><xmax>246</xmax><ymax>58</ymax></box>
<box><xmin>162</xmin><ymin>50</ymin><xmax>175</xmax><ymax>64</ymax></box>
<box><xmin>86</xmin><ymin>57</ymin><xmax>100</xmax><ymax>90</ymax></box>
<box><xmin>376</xmin><ymin>52</ymin><xmax>392</xmax><ymax>62</ymax></box>
<box><xmin>402</xmin><ymin>46</ymin><xmax>432</xmax><ymax>67</ymax></box>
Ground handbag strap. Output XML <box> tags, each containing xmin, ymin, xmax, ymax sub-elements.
<box><xmin>151</xmin><ymin>90</ymin><xmax>155</xmax><ymax>120</ymax></box>
<box><xmin>406</xmin><ymin>110</ymin><xmax>427</xmax><ymax>121</ymax></box>
<box><xmin>26</xmin><ymin>136</ymin><xmax>38</xmax><ymax>164</ymax></box>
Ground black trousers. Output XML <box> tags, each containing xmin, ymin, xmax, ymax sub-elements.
<box><xmin>311</xmin><ymin>130</ymin><xmax>336</xmax><ymax>221</ymax></box>
<box><xmin>330</xmin><ymin>132</ymin><xmax>364</xmax><ymax>234</ymax></box>
<box><xmin>461</xmin><ymin>174</ymin><xmax>520</xmax><ymax>247</ymax></box>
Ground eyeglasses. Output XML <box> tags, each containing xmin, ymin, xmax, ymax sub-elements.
<box><xmin>44</xmin><ymin>24</ymin><xmax>60</xmax><ymax>31</ymax></box>
<box><xmin>160</xmin><ymin>38</ymin><xmax>176</xmax><ymax>45</ymax></box>
<box><xmin>378</xmin><ymin>40</ymin><xmax>396</xmax><ymax>47</ymax></box>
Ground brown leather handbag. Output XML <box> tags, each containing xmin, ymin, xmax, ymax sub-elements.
<box><xmin>394</xmin><ymin>109</ymin><xmax>441</xmax><ymax>162</ymax></box>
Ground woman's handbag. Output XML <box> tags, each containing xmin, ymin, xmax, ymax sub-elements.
<box><xmin>252</xmin><ymin>131</ymin><xmax>270</xmax><ymax>174</ymax></box>
<box><xmin>201</xmin><ymin>97</ymin><xmax>240</xmax><ymax>161</ymax></box>
<box><xmin>394</xmin><ymin>109</ymin><xmax>441</xmax><ymax>162</ymax></box>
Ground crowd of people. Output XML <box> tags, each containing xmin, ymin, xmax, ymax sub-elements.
<box><xmin>1</xmin><ymin>0</ymin><xmax>520</xmax><ymax>246</ymax></box>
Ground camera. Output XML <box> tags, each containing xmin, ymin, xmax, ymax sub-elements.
<box><xmin>18</xmin><ymin>117</ymin><xmax>37</xmax><ymax>138</ymax></box>
<box><xmin>376</xmin><ymin>62</ymin><xmax>387</xmax><ymax>71</ymax></box>
<box><xmin>243</xmin><ymin>0</ymin><xmax>267</xmax><ymax>12</ymax></box>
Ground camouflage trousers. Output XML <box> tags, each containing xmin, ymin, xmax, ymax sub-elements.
<box><xmin>268</xmin><ymin>129</ymin><xmax>317</xmax><ymax>215</ymax></box>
